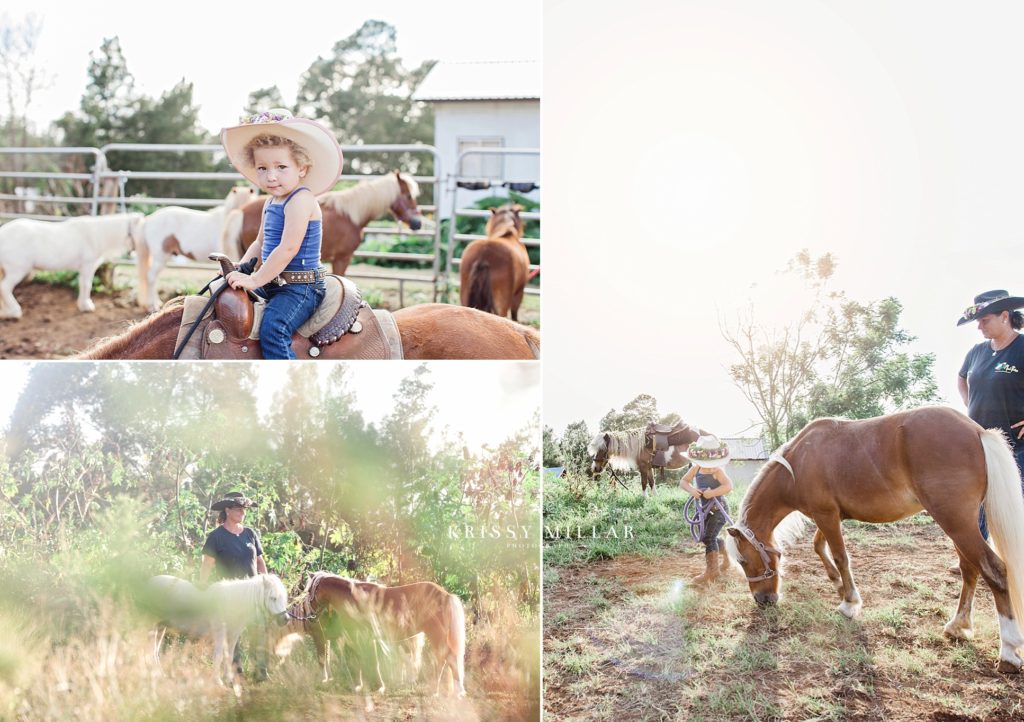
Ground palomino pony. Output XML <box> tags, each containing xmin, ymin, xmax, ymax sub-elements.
<box><xmin>588</xmin><ymin>422</ymin><xmax>704</xmax><ymax>496</ymax></box>
<box><xmin>301</xmin><ymin>572</ymin><xmax>466</xmax><ymax>697</ymax></box>
<box><xmin>136</xmin><ymin>186</ymin><xmax>257</xmax><ymax>311</ymax></box>
<box><xmin>0</xmin><ymin>212</ymin><xmax>145</xmax><ymax>319</ymax></box>
<box><xmin>725</xmin><ymin>406</ymin><xmax>1024</xmax><ymax>673</ymax></box>
<box><xmin>459</xmin><ymin>204</ymin><xmax>531</xmax><ymax>321</ymax></box>
<box><xmin>146</xmin><ymin>574</ymin><xmax>290</xmax><ymax>685</ymax></box>
<box><xmin>225</xmin><ymin>171</ymin><xmax>423</xmax><ymax>274</ymax></box>
<box><xmin>77</xmin><ymin>301</ymin><xmax>540</xmax><ymax>360</ymax></box>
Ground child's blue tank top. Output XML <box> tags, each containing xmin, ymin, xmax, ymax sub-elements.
<box><xmin>261</xmin><ymin>187</ymin><xmax>322</xmax><ymax>270</ymax></box>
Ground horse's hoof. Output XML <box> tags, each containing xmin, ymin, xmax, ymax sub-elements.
<box><xmin>78</xmin><ymin>301</ymin><xmax>96</xmax><ymax>313</ymax></box>
<box><xmin>943</xmin><ymin>621</ymin><xmax>974</xmax><ymax>640</ymax></box>
<box><xmin>837</xmin><ymin>600</ymin><xmax>862</xmax><ymax>619</ymax></box>
<box><xmin>998</xmin><ymin>659</ymin><xmax>1022</xmax><ymax>674</ymax></box>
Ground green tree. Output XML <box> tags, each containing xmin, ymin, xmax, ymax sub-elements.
<box><xmin>56</xmin><ymin>37</ymin><xmax>230</xmax><ymax>206</ymax></box>
<box><xmin>542</xmin><ymin>425</ymin><xmax>562</xmax><ymax>467</ymax></box>
<box><xmin>296</xmin><ymin>19</ymin><xmax>435</xmax><ymax>179</ymax></box>
<box><xmin>723</xmin><ymin>251</ymin><xmax>938</xmax><ymax>448</ymax></box>
<box><xmin>559</xmin><ymin>420</ymin><xmax>591</xmax><ymax>477</ymax></box>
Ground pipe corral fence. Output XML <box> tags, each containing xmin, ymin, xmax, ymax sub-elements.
<box><xmin>0</xmin><ymin>144</ymin><xmax>541</xmax><ymax>307</ymax></box>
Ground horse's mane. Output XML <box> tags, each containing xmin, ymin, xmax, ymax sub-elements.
<box><xmin>318</xmin><ymin>173</ymin><xmax>419</xmax><ymax>226</ymax></box>
<box><xmin>734</xmin><ymin>436</ymin><xmax>807</xmax><ymax>550</ymax></box>
<box><xmin>77</xmin><ymin>301</ymin><xmax>184</xmax><ymax>359</ymax></box>
<box><xmin>486</xmin><ymin>206</ymin><xmax>524</xmax><ymax>239</ymax></box>
<box><xmin>588</xmin><ymin>428</ymin><xmax>646</xmax><ymax>471</ymax></box>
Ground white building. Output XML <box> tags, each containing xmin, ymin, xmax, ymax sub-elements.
<box><xmin>413</xmin><ymin>60</ymin><xmax>540</xmax><ymax>218</ymax></box>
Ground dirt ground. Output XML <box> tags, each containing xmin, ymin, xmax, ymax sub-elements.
<box><xmin>0</xmin><ymin>263</ymin><xmax>540</xmax><ymax>359</ymax></box>
<box><xmin>544</xmin><ymin>520</ymin><xmax>1024</xmax><ymax>721</ymax></box>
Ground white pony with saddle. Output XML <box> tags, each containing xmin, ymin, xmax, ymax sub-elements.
<box><xmin>146</xmin><ymin>573</ymin><xmax>289</xmax><ymax>687</ymax></box>
<box><xmin>0</xmin><ymin>213</ymin><xmax>145</xmax><ymax>319</ymax></box>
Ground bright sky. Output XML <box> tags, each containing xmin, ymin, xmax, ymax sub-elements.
<box><xmin>544</xmin><ymin>1</ymin><xmax>1024</xmax><ymax>437</ymax></box>
<box><xmin>0</xmin><ymin>362</ymin><xmax>539</xmax><ymax>450</ymax></box>
<box><xmin>12</xmin><ymin>0</ymin><xmax>541</xmax><ymax>133</ymax></box>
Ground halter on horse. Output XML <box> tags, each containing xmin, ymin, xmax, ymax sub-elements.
<box><xmin>725</xmin><ymin>406</ymin><xmax>1024</xmax><ymax>673</ymax></box>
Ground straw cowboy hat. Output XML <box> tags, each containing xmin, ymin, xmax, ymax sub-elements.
<box><xmin>957</xmin><ymin>290</ymin><xmax>1024</xmax><ymax>327</ymax></box>
<box><xmin>220</xmin><ymin>108</ymin><xmax>344</xmax><ymax>196</ymax></box>
<box><xmin>210</xmin><ymin>491</ymin><xmax>256</xmax><ymax>511</ymax></box>
<box><xmin>683</xmin><ymin>435</ymin><xmax>731</xmax><ymax>468</ymax></box>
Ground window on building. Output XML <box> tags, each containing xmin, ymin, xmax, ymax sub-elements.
<box><xmin>457</xmin><ymin>137</ymin><xmax>505</xmax><ymax>180</ymax></box>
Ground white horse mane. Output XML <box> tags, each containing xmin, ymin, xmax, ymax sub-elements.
<box><xmin>733</xmin><ymin>437</ymin><xmax>808</xmax><ymax>551</ymax></box>
<box><xmin>319</xmin><ymin>172</ymin><xmax>420</xmax><ymax>226</ymax></box>
<box><xmin>587</xmin><ymin>428</ymin><xmax>647</xmax><ymax>471</ymax></box>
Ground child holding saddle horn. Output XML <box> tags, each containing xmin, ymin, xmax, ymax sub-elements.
<box><xmin>220</xmin><ymin>109</ymin><xmax>344</xmax><ymax>359</ymax></box>
<box><xmin>679</xmin><ymin>435</ymin><xmax>734</xmax><ymax>587</ymax></box>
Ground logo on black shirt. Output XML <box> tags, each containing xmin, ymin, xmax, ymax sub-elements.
<box><xmin>996</xmin><ymin>362</ymin><xmax>1019</xmax><ymax>374</ymax></box>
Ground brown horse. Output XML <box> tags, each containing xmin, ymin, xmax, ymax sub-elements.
<box><xmin>588</xmin><ymin>422</ymin><xmax>705</xmax><ymax>496</ymax></box>
<box><xmin>725</xmin><ymin>406</ymin><xmax>1024</xmax><ymax>673</ymax></box>
<box><xmin>302</xmin><ymin>573</ymin><xmax>466</xmax><ymax>697</ymax></box>
<box><xmin>76</xmin><ymin>301</ymin><xmax>539</xmax><ymax>360</ymax></box>
<box><xmin>459</xmin><ymin>204</ymin><xmax>531</xmax><ymax>321</ymax></box>
<box><xmin>225</xmin><ymin>171</ymin><xmax>423</xmax><ymax>274</ymax></box>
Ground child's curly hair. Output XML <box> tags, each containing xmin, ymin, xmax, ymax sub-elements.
<box><xmin>243</xmin><ymin>134</ymin><xmax>313</xmax><ymax>169</ymax></box>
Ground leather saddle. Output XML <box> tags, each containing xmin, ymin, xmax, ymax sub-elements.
<box><xmin>174</xmin><ymin>255</ymin><xmax>404</xmax><ymax>360</ymax></box>
<box><xmin>645</xmin><ymin>422</ymin><xmax>693</xmax><ymax>467</ymax></box>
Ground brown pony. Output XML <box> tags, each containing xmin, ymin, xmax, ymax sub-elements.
<box><xmin>587</xmin><ymin>422</ymin><xmax>705</xmax><ymax>496</ymax></box>
<box><xmin>225</xmin><ymin>171</ymin><xmax>423</xmax><ymax>273</ymax></box>
<box><xmin>726</xmin><ymin>406</ymin><xmax>1024</xmax><ymax>673</ymax></box>
<box><xmin>302</xmin><ymin>573</ymin><xmax>466</xmax><ymax>697</ymax></box>
<box><xmin>459</xmin><ymin>204</ymin><xmax>531</xmax><ymax>321</ymax></box>
<box><xmin>76</xmin><ymin>302</ymin><xmax>540</xmax><ymax>360</ymax></box>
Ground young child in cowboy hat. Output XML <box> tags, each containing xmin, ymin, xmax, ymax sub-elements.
<box><xmin>679</xmin><ymin>435</ymin><xmax>734</xmax><ymax>586</ymax></box>
<box><xmin>220</xmin><ymin>109</ymin><xmax>344</xmax><ymax>359</ymax></box>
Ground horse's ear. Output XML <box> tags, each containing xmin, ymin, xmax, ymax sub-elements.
<box><xmin>511</xmin><ymin>204</ymin><xmax>524</xmax><ymax>214</ymax></box>
<box><xmin>489</xmin><ymin>207</ymin><xmax>498</xmax><ymax>215</ymax></box>
<box><xmin>603</xmin><ymin>432</ymin><xmax>611</xmax><ymax>445</ymax></box>
<box><xmin>727</xmin><ymin>527</ymin><xmax>741</xmax><ymax>538</ymax></box>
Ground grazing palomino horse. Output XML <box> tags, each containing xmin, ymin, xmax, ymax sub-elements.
<box><xmin>459</xmin><ymin>204</ymin><xmax>531</xmax><ymax>321</ymax></box>
<box><xmin>76</xmin><ymin>301</ymin><xmax>540</xmax><ymax>360</ymax></box>
<box><xmin>0</xmin><ymin>213</ymin><xmax>145</xmax><ymax>319</ymax></box>
<box><xmin>588</xmin><ymin>422</ymin><xmax>705</xmax><ymax>496</ymax></box>
<box><xmin>301</xmin><ymin>572</ymin><xmax>467</xmax><ymax>698</ymax></box>
<box><xmin>725</xmin><ymin>406</ymin><xmax>1024</xmax><ymax>673</ymax></box>
<box><xmin>145</xmin><ymin>574</ymin><xmax>290</xmax><ymax>686</ymax></box>
<box><xmin>225</xmin><ymin>171</ymin><xmax>423</xmax><ymax>274</ymax></box>
<box><xmin>136</xmin><ymin>186</ymin><xmax>256</xmax><ymax>311</ymax></box>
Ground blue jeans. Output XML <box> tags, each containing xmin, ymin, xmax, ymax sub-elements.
<box><xmin>255</xmin><ymin>279</ymin><xmax>325</xmax><ymax>360</ymax></box>
<box><xmin>978</xmin><ymin>443</ymin><xmax>1024</xmax><ymax>540</ymax></box>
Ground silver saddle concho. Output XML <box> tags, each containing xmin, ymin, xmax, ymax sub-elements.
<box><xmin>248</xmin><ymin>274</ymin><xmax>365</xmax><ymax>356</ymax></box>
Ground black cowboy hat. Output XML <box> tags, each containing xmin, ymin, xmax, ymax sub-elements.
<box><xmin>210</xmin><ymin>491</ymin><xmax>256</xmax><ymax>511</ymax></box>
<box><xmin>957</xmin><ymin>290</ymin><xmax>1024</xmax><ymax>326</ymax></box>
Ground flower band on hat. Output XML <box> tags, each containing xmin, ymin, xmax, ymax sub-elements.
<box><xmin>243</xmin><ymin>109</ymin><xmax>293</xmax><ymax>125</ymax></box>
<box><xmin>956</xmin><ymin>290</ymin><xmax>1024</xmax><ymax>326</ymax></box>
<box><xmin>683</xmin><ymin>434</ymin><xmax>731</xmax><ymax>467</ymax></box>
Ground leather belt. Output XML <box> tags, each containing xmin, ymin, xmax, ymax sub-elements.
<box><xmin>278</xmin><ymin>267</ymin><xmax>326</xmax><ymax>284</ymax></box>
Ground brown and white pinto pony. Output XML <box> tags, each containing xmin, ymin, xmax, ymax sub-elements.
<box><xmin>587</xmin><ymin>422</ymin><xmax>705</xmax><ymax>496</ymax></box>
<box><xmin>224</xmin><ymin>171</ymin><xmax>423</xmax><ymax>274</ymax></box>
<box><xmin>725</xmin><ymin>406</ymin><xmax>1024</xmax><ymax>673</ymax></box>
<box><xmin>301</xmin><ymin>572</ymin><xmax>466</xmax><ymax>697</ymax></box>
<box><xmin>459</xmin><ymin>204</ymin><xmax>531</xmax><ymax>321</ymax></box>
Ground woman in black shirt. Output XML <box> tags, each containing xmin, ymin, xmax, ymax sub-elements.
<box><xmin>957</xmin><ymin>290</ymin><xmax>1024</xmax><ymax>542</ymax></box>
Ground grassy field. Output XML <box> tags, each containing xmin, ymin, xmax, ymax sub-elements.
<box><xmin>543</xmin><ymin>471</ymin><xmax>1024</xmax><ymax>721</ymax></box>
<box><xmin>1</xmin><ymin>584</ymin><xmax>539</xmax><ymax>722</ymax></box>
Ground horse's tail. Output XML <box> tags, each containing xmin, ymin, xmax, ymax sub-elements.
<box><xmin>448</xmin><ymin>593</ymin><xmax>466</xmax><ymax>688</ymax></box>
<box><xmin>982</xmin><ymin>429</ymin><xmax>1024</xmax><ymax>622</ymax></box>
<box><xmin>466</xmin><ymin>261</ymin><xmax>495</xmax><ymax>314</ymax></box>
<box><xmin>221</xmin><ymin>208</ymin><xmax>244</xmax><ymax>259</ymax></box>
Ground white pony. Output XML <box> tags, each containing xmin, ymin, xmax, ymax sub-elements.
<box><xmin>147</xmin><ymin>573</ymin><xmax>289</xmax><ymax>686</ymax></box>
<box><xmin>0</xmin><ymin>212</ymin><xmax>145</xmax><ymax>319</ymax></box>
<box><xmin>136</xmin><ymin>186</ymin><xmax>256</xmax><ymax>311</ymax></box>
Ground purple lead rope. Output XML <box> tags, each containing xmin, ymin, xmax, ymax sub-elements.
<box><xmin>683</xmin><ymin>494</ymin><xmax>733</xmax><ymax>542</ymax></box>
